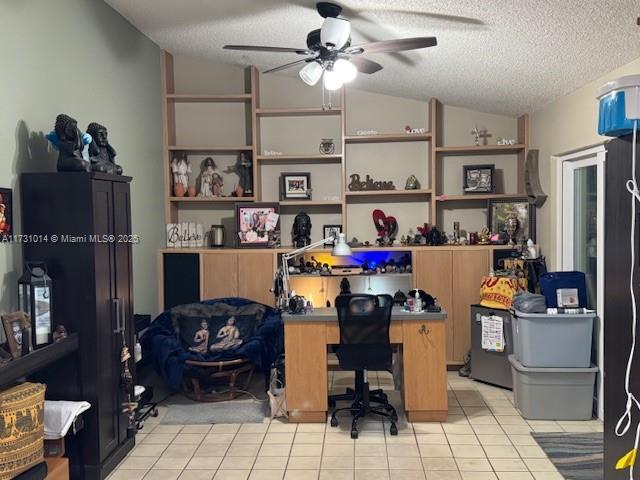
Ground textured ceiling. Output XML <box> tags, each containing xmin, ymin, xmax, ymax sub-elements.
<box><xmin>106</xmin><ymin>0</ymin><xmax>640</xmax><ymax>115</ymax></box>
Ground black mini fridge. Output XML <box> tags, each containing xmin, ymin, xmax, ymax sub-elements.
<box><xmin>470</xmin><ymin>305</ymin><xmax>513</xmax><ymax>389</ymax></box>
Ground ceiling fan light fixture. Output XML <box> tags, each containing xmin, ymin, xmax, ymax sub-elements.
<box><xmin>333</xmin><ymin>58</ymin><xmax>357</xmax><ymax>83</ymax></box>
<box><xmin>320</xmin><ymin>17</ymin><xmax>350</xmax><ymax>49</ymax></box>
<box><xmin>323</xmin><ymin>69</ymin><xmax>343</xmax><ymax>91</ymax></box>
<box><xmin>299</xmin><ymin>61</ymin><xmax>324</xmax><ymax>86</ymax></box>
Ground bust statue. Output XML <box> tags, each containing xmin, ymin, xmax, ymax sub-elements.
<box><xmin>86</xmin><ymin>122</ymin><xmax>123</xmax><ymax>175</ymax></box>
<box><xmin>292</xmin><ymin>212</ymin><xmax>312</xmax><ymax>248</ymax></box>
<box><xmin>48</xmin><ymin>114</ymin><xmax>91</xmax><ymax>172</ymax></box>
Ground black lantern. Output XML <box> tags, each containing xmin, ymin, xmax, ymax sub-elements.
<box><xmin>18</xmin><ymin>262</ymin><xmax>53</xmax><ymax>349</ymax></box>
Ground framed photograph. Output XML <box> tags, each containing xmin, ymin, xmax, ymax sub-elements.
<box><xmin>235</xmin><ymin>203</ymin><xmax>280</xmax><ymax>248</ymax></box>
<box><xmin>2</xmin><ymin>311</ymin><xmax>30</xmax><ymax>359</ymax></box>
<box><xmin>487</xmin><ymin>197</ymin><xmax>536</xmax><ymax>243</ymax></box>
<box><xmin>463</xmin><ymin>164</ymin><xmax>494</xmax><ymax>193</ymax></box>
<box><xmin>280</xmin><ymin>172</ymin><xmax>311</xmax><ymax>200</ymax></box>
<box><xmin>0</xmin><ymin>188</ymin><xmax>13</xmax><ymax>242</ymax></box>
<box><xmin>323</xmin><ymin>224</ymin><xmax>343</xmax><ymax>246</ymax></box>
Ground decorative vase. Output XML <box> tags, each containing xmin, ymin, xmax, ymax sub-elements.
<box><xmin>174</xmin><ymin>183</ymin><xmax>185</xmax><ymax>197</ymax></box>
<box><xmin>187</xmin><ymin>186</ymin><xmax>196</xmax><ymax>197</ymax></box>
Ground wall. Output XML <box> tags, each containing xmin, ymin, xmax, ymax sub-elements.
<box><xmin>531</xmin><ymin>56</ymin><xmax>640</xmax><ymax>268</ymax></box>
<box><xmin>0</xmin><ymin>0</ymin><xmax>163</xmax><ymax>316</ymax></box>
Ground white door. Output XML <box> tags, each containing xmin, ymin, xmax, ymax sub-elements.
<box><xmin>555</xmin><ymin>145</ymin><xmax>605</xmax><ymax>419</ymax></box>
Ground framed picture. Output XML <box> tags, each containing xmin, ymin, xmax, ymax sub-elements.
<box><xmin>235</xmin><ymin>203</ymin><xmax>280</xmax><ymax>248</ymax></box>
<box><xmin>2</xmin><ymin>311</ymin><xmax>30</xmax><ymax>359</ymax></box>
<box><xmin>280</xmin><ymin>172</ymin><xmax>311</xmax><ymax>200</ymax></box>
<box><xmin>323</xmin><ymin>224</ymin><xmax>343</xmax><ymax>246</ymax></box>
<box><xmin>463</xmin><ymin>164</ymin><xmax>494</xmax><ymax>193</ymax></box>
<box><xmin>0</xmin><ymin>188</ymin><xmax>13</xmax><ymax>242</ymax></box>
<box><xmin>487</xmin><ymin>197</ymin><xmax>536</xmax><ymax>243</ymax></box>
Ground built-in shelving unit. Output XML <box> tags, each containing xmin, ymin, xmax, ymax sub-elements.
<box><xmin>256</xmin><ymin>107</ymin><xmax>342</xmax><ymax>117</ymax></box>
<box><xmin>435</xmin><ymin>144</ymin><xmax>525</xmax><ymax>155</ymax></box>
<box><xmin>345</xmin><ymin>189</ymin><xmax>433</xmax><ymax>197</ymax></box>
<box><xmin>256</xmin><ymin>154</ymin><xmax>343</xmax><ymax>162</ymax></box>
<box><xmin>344</xmin><ymin>133</ymin><xmax>432</xmax><ymax>144</ymax></box>
<box><xmin>436</xmin><ymin>193</ymin><xmax>526</xmax><ymax>202</ymax></box>
<box><xmin>166</xmin><ymin>93</ymin><xmax>252</xmax><ymax>103</ymax></box>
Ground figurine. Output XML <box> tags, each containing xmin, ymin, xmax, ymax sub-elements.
<box><xmin>405</xmin><ymin>175</ymin><xmax>421</xmax><ymax>190</ymax></box>
<box><xmin>86</xmin><ymin>122</ymin><xmax>123</xmax><ymax>175</ymax></box>
<box><xmin>47</xmin><ymin>114</ymin><xmax>91</xmax><ymax>172</ymax></box>
<box><xmin>471</xmin><ymin>125</ymin><xmax>489</xmax><ymax>146</ymax></box>
<box><xmin>53</xmin><ymin>325</ymin><xmax>67</xmax><ymax>343</ymax></box>
<box><xmin>425</xmin><ymin>226</ymin><xmax>443</xmax><ymax>246</ymax></box>
<box><xmin>505</xmin><ymin>214</ymin><xmax>520</xmax><ymax>246</ymax></box>
<box><xmin>199</xmin><ymin>157</ymin><xmax>223</xmax><ymax>197</ymax></box>
<box><xmin>292</xmin><ymin>212</ymin><xmax>312</xmax><ymax>248</ymax></box>
<box><xmin>453</xmin><ymin>222</ymin><xmax>461</xmax><ymax>245</ymax></box>
<box><xmin>478</xmin><ymin>227</ymin><xmax>491</xmax><ymax>245</ymax></box>
<box><xmin>319</xmin><ymin>138</ymin><xmax>335</xmax><ymax>155</ymax></box>
<box><xmin>526</xmin><ymin>239</ymin><xmax>538</xmax><ymax>259</ymax></box>
<box><xmin>210</xmin><ymin>317</ymin><xmax>243</xmax><ymax>351</ymax></box>
<box><xmin>372</xmin><ymin>209</ymin><xmax>398</xmax><ymax>246</ymax></box>
<box><xmin>340</xmin><ymin>277</ymin><xmax>351</xmax><ymax>295</ymax></box>
<box><xmin>224</xmin><ymin>152</ymin><xmax>253</xmax><ymax>196</ymax></box>
<box><xmin>171</xmin><ymin>153</ymin><xmax>191</xmax><ymax>197</ymax></box>
<box><xmin>348</xmin><ymin>237</ymin><xmax>363</xmax><ymax>247</ymax></box>
<box><xmin>189</xmin><ymin>320</ymin><xmax>210</xmax><ymax>353</ymax></box>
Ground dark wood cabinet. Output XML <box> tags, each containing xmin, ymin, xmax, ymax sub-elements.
<box><xmin>21</xmin><ymin>172</ymin><xmax>136</xmax><ymax>480</ymax></box>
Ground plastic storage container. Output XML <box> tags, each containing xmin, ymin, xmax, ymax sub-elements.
<box><xmin>509</xmin><ymin>355</ymin><xmax>597</xmax><ymax>420</ymax></box>
<box><xmin>540</xmin><ymin>271</ymin><xmax>588</xmax><ymax>308</ymax></box>
<box><xmin>511</xmin><ymin>310</ymin><xmax>595</xmax><ymax>368</ymax></box>
<box><xmin>597</xmin><ymin>74</ymin><xmax>640</xmax><ymax>137</ymax></box>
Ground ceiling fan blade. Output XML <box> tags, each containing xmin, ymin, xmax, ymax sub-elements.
<box><xmin>346</xmin><ymin>37</ymin><xmax>437</xmax><ymax>55</ymax></box>
<box><xmin>263</xmin><ymin>58</ymin><xmax>313</xmax><ymax>74</ymax></box>
<box><xmin>348</xmin><ymin>57</ymin><xmax>383</xmax><ymax>75</ymax></box>
<box><xmin>223</xmin><ymin>45</ymin><xmax>312</xmax><ymax>55</ymax></box>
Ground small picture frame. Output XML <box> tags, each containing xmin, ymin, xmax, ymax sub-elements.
<box><xmin>2</xmin><ymin>311</ymin><xmax>30</xmax><ymax>359</ymax></box>
<box><xmin>487</xmin><ymin>197</ymin><xmax>536</xmax><ymax>243</ymax></box>
<box><xmin>323</xmin><ymin>224</ymin><xmax>343</xmax><ymax>246</ymax></box>
<box><xmin>0</xmin><ymin>188</ymin><xmax>13</xmax><ymax>242</ymax></box>
<box><xmin>280</xmin><ymin>172</ymin><xmax>311</xmax><ymax>200</ymax></box>
<box><xmin>463</xmin><ymin>164</ymin><xmax>495</xmax><ymax>194</ymax></box>
<box><xmin>235</xmin><ymin>203</ymin><xmax>280</xmax><ymax>248</ymax></box>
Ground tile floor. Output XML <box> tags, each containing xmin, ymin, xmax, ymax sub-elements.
<box><xmin>108</xmin><ymin>372</ymin><xmax>602</xmax><ymax>480</ymax></box>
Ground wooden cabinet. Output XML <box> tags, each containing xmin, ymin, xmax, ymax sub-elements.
<box><xmin>238</xmin><ymin>252</ymin><xmax>275</xmax><ymax>305</ymax></box>
<box><xmin>202</xmin><ymin>253</ymin><xmax>238</xmax><ymax>300</ymax></box>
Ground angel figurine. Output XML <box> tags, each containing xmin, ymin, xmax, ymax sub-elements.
<box><xmin>224</xmin><ymin>152</ymin><xmax>253</xmax><ymax>196</ymax></box>
<box><xmin>171</xmin><ymin>153</ymin><xmax>191</xmax><ymax>197</ymax></box>
<box><xmin>198</xmin><ymin>157</ymin><xmax>224</xmax><ymax>197</ymax></box>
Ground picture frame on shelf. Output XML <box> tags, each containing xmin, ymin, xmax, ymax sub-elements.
<box><xmin>280</xmin><ymin>172</ymin><xmax>311</xmax><ymax>200</ymax></box>
<box><xmin>463</xmin><ymin>164</ymin><xmax>495</xmax><ymax>194</ymax></box>
<box><xmin>487</xmin><ymin>197</ymin><xmax>536</xmax><ymax>242</ymax></box>
<box><xmin>235</xmin><ymin>203</ymin><xmax>280</xmax><ymax>248</ymax></box>
<box><xmin>0</xmin><ymin>188</ymin><xmax>13</xmax><ymax>242</ymax></box>
<box><xmin>323</xmin><ymin>224</ymin><xmax>343</xmax><ymax>246</ymax></box>
<box><xmin>2</xmin><ymin>311</ymin><xmax>30</xmax><ymax>359</ymax></box>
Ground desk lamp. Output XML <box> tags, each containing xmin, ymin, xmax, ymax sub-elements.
<box><xmin>279</xmin><ymin>233</ymin><xmax>352</xmax><ymax>307</ymax></box>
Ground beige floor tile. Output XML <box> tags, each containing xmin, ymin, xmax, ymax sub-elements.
<box><xmin>417</xmin><ymin>445</ymin><xmax>452</xmax><ymax>457</ymax></box>
<box><xmin>233</xmin><ymin>433</ymin><xmax>266</xmax><ymax>444</ymax></box>
<box><xmin>321</xmin><ymin>456</ymin><xmax>355</xmax><ymax>469</ymax></box>
<box><xmin>462</xmin><ymin>408</ymin><xmax>493</xmax><ymax>418</ymax></box>
<box><xmin>194</xmin><ymin>444</ymin><xmax>229</xmax><ymax>457</ymax></box>
<box><xmin>354</xmin><ymin>470</ymin><xmax>390</xmax><ymax>480</ymax></box>
<box><xmin>507</xmin><ymin>435</ymin><xmax>537</xmax><ymax>446</ymax></box>
<box><xmin>387</xmin><ymin>457</ymin><xmax>423</xmax><ymax>470</ymax></box>
<box><xmin>297</xmin><ymin>424</ymin><xmax>326</xmax><ymax>433</ymax></box>
<box><xmin>130</xmin><ymin>444</ymin><xmax>167</xmax><ymax>457</ymax></box>
<box><xmin>185</xmin><ymin>457</ymin><xmax>223</xmax><ymax>470</ymax></box>
<box><xmin>416</xmin><ymin>434</ymin><xmax>447</xmax><ymax>445</ymax></box>
<box><xmin>389</xmin><ymin>471</ymin><xmax>425</xmax><ymax>479</ymax></box>
<box><xmin>203</xmin><ymin>433</ymin><xmax>235</xmax><ymax>445</ymax></box>
<box><xmin>143</xmin><ymin>469</ymin><xmax>182</xmax><ymax>480</ymax></box>
<box><xmin>515</xmin><ymin>446</ymin><xmax>547</xmax><ymax>459</ymax></box>
<box><xmin>253</xmin><ymin>457</ymin><xmax>289</xmax><ymax>470</ymax></box>
<box><xmin>522</xmin><ymin>458</ymin><xmax>557</xmax><ymax>472</ymax></box>
<box><xmin>291</xmin><ymin>444</ymin><xmax>323</xmax><ymax>457</ymax></box>
<box><xmin>443</xmin><ymin>416</ymin><xmax>470</xmax><ymax>425</ymax></box>
<box><xmin>153</xmin><ymin>425</ymin><xmax>184</xmax><ymax>434</ymax></box>
<box><xmin>142</xmin><ymin>433</ymin><xmax>178</xmax><ymax>445</ymax></box>
<box><xmin>259</xmin><ymin>444</ymin><xmax>293</xmax><ymax>457</ymax></box>
<box><xmin>163</xmin><ymin>444</ymin><xmax>199</xmax><ymax>458</ymax></box>
<box><xmin>421</xmin><ymin>457</ymin><xmax>457</xmax><ymax>471</ymax></box>
<box><xmin>295</xmin><ymin>433</ymin><xmax>324</xmax><ymax>444</ymax></box>
<box><xmin>468</xmin><ymin>416</ymin><xmax>499</xmax><ymax>426</ymax></box>
<box><xmin>287</xmin><ymin>457</ymin><xmax>322</xmax><ymax>470</ymax></box>
<box><xmin>181</xmin><ymin>425</ymin><xmax>213</xmax><ymax>434</ymax></box>
<box><xmin>455</xmin><ymin>457</ymin><xmax>492</xmax><ymax>471</ymax></box>
<box><xmin>355</xmin><ymin>433</ymin><xmax>385</xmax><ymax>444</ymax></box>
<box><xmin>471</xmin><ymin>425</ymin><xmax>504</xmax><ymax>435</ymax></box>
<box><xmin>412</xmin><ymin>423</ymin><xmax>444</xmax><ymax>434</ymax></box>
<box><xmin>476</xmin><ymin>435</ymin><xmax>511</xmax><ymax>446</ymax></box>
<box><xmin>354</xmin><ymin>456</ymin><xmax>388</xmax><ymax>469</ymax></box>
<box><xmin>489</xmin><ymin>458</ymin><xmax>528</xmax><ymax>471</ymax></box>
<box><xmin>213</xmin><ymin>470</ymin><xmax>250</xmax><ymax>480</ymax></box>
<box><xmin>238</xmin><ymin>424</ymin><xmax>269</xmax><ymax>434</ymax></box>
<box><xmin>496</xmin><ymin>473</ymin><xmax>533</xmax><ymax>480</ymax></box>
<box><xmin>319</xmin><ymin>470</ymin><xmax>353</xmax><ymax>480</ymax></box>
<box><xmin>355</xmin><ymin>444</ymin><xmax>386</xmax><ymax>456</ymax></box>
<box><xmin>499</xmin><ymin>425</ymin><xmax>532</xmax><ymax>435</ymax></box>
<box><xmin>210</xmin><ymin>424</ymin><xmax>240</xmax><ymax>434</ymax></box>
<box><xmin>119</xmin><ymin>456</ymin><xmax>158</xmax><ymax>470</ymax></box>
<box><xmin>459</xmin><ymin>473</ymin><xmax>497</xmax><ymax>480</ymax></box>
<box><xmin>531</xmin><ymin>472</ymin><xmax>563</xmax><ymax>480</ymax></box>
<box><xmin>322</xmin><ymin>444</ymin><xmax>354</xmax><ymax>457</ymax></box>
<box><xmin>178</xmin><ymin>470</ymin><xmax>216</xmax><ymax>480</ymax></box>
<box><xmin>249</xmin><ymin>471</ymin><xmax>285</xmax><ymax>480</ymax></box>
<box><xmin>450</xmin><ymin>445</ymin><xmax>486</xmax><ymax>459</ymax></box>
<box><xmin>489</xmin><ymin>407</ymin><xmax>520</xmax><ymax>416</ymax></box>
<box><xmin>218</xmin><ymin>456</ymin><xmax>256</xmax><ymax>470</ymax></box>
<box><xmin>495</xmin><ymin>416</ymin><xmax>527</xmax><ymax>426</ymax></box>
<box><xmin>174</xmin><ymin>433</ymin><xmax>207</xmax><ymax>445</ymax></box>
<box><xmin>482</xmin><ymin>445</ymin><xmax>519</xmax><ymax>459</ymax></box>
<box><xmin>324</xmin><ymin>433</ymin><xmax>355</xmax><ymax>445</ymax></box>
<box><xmin>226</xmin><ymin>444</ymin><xmax>261</xmax><ymax>457</ymax></box>
<box><xmin>154</xmin><ymin>457</ymin><xmax>190</xmax><ymax>470</ymax></box>
<box><xmin>446</xmin><ymin>434</ymin><xmax>479</xmax><ymax>445</ymax></box>
<box><xmin>108</xmin><ymin>470</ymin><xmax>148</xmax><ymax>480</ymax></box>
<box><xmin>425</xmin><ymin>472</ymin><xmax>462</xmax><ymax>480</ymax></box>
<box><xmin>283</xmin><ymin>470</ymin><xmax>319</xmax><ymax>480</ymax></box>
<box><xmin>387</xmin><ymin>444</ymin><xmax>420</xmax><ymax>457</ymax></box>
<box><xmin>269</xmin><ymin>422</ymin><xmax>298</xmax><ymax>433</ymax></box>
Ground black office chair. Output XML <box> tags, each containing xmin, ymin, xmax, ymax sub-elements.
<box><xmin>328</xmin><ymin>294</ymin><xmax>399</xmax><ymax>438</ymax></box>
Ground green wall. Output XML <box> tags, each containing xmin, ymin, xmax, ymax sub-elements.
<box><xmin>0</xmin><ymin>0</ymin><xmax>163</xmax><ymax>316</ymax></box>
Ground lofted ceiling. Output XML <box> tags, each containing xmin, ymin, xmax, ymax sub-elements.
<box><xmin>106</xmin><ymin>0</ymin><xmax>640</xmax><ymax>116</ymax></box>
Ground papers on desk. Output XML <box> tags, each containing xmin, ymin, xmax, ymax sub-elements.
<box><xmin>481</xmin><ymin>315</ymin><xmax>505</xmax><ymax>352</ymax></box>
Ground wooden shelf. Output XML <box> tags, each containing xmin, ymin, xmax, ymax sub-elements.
<box><xmin>344</xmin><ymin>133</ymin><xmax>432</xmax><ymax>144</ymax></box>
<box><xmin>345</xmin><ymin>189</ymin><xmax>432</xmax><ymax>197</ymax></box>
<box><xmin>0</xmin><ymin>334</ymin><xmax>79</xmax><ymax>388</ymax></box>
<box><xmin>279</xmin><ymin>200</ymin><xmax>342</xmax><ymax>207</ymax></box>
<box><xmin>166</xmin><ymin>93</ymin><xmax>252</xmax><ymax>103</ymax></box>
<box><xmin>435</xmin><ymin>144</ymin><xmax>526</xmax><ymax>155</ymax></box>
<box><xmin>256</xmin><ymin>154</ymin><xmax>342</xmax><ymax>162</ymax></box>
<box><xmin>168</xmin><ymin>146</ymin><xmax>253</xmax><ymax>152</ymax></box>
<box><xmin>256</xmin><ymin>107</ymin><xmax>342</xmax><ymax>117</ymax></box>
<box><xmin>436</xmin><ymin>193</ymin><xmax>526</xmax><ymax>202</ymax></box>
<box><xmin>169</xmin><ymin>196</ymin><xmax>254</xmax><ymax>203</ymax></box>
<box><xmin>290</xmin><ymin>273</ymin><xmax>412</xmax><ymax>278</ymax></box>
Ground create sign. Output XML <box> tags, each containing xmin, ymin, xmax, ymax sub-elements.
<box><xmin>348</xmin><ymin>174</ymin><xmax>395</xmax><ymax>191</ymax></box>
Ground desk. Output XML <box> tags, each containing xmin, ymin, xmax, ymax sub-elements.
<box><xmin>283</xmin><ymin>307</ymin><xmax>448</xmax><ymax>423</ymax></box>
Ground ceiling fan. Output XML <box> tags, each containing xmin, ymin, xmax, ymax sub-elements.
<box><xmin>223</xmin><ymin>1</ymin><xmax>437</xmax><ymax>91</ymax></box>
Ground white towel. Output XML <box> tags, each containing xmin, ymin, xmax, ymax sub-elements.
<box><xmin>44</xmin><ymin>400</ymin><xmax>91</xmax><ymax>440</ymax></box>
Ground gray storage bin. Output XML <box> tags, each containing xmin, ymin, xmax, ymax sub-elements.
<box><xmin>511</xmin><ymin>310</ymin><xmax>595</xmax><ymax>367</ymax></box>
<box><xmin>509</xmin><ymin>355</ymin><xmax>597</xmax><ymax>420</ymax></box>
<box><xmin>470</xmin><ymin>305</ymin><xmax>513</xmax><ymax>389</ymax></box>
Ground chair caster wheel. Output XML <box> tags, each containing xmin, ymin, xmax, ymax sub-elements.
<box><xmin>351</xmin><ymin>429</ymin><xmax>359</xmax><ymax>439</ymax></box>
<box><xmin>330</xmin><ymin>417</ymin><xmax>338</xmax><ymax>427</ymax></box>
<box><xmin>151</xmin><ymin>408</ymin><xmax>159</xmax><ymax>418</ymax></box>
<box><xmin>136</xmin><ymin>422</ymin><xmax>144</xmax><ymax>430</ymax></box>
<box><xmin>328</xmin><ymin>399</ymin><xmax>336</xmax><ymax>408</ymax></box>
<box><xmin>389</xmin><ymin>424</ymin><xmax>398</xmax><ymax>436</ymax></box>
